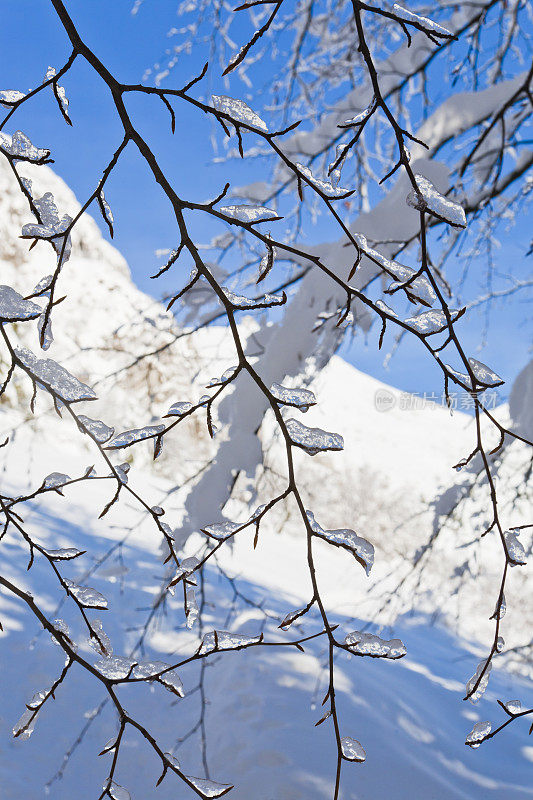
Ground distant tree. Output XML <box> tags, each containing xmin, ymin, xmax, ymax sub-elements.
<box><xmin>0</xmin><ymin>1</ymin><xmax>532</xmax><ymax>798</ymax></box>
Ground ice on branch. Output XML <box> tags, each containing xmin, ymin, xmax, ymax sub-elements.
<box><xmin>407</xmin><ymin>175</ymin><xmax>466</xmax><ymax>228</ymax></box>
<box><xmin>492</xmin><ymin>593</ymin><xmax>506</xmax><ymax>620</ymax></box>
<box><xmin>186</xmin><ymin>585</ymin><xmax>199</xmax><ymax>628</ymax></box>
<box><xmin>295</xmin><ymin>162</ymin><xmax>352</xmax><ymax>199</ymax></box>
<box><xmin>44</xmin><ymin>547</ymin><xmax>85</xmax><ymax>561</ymax></box>
<box><xmin>199</xmin><ymin>630</ymin><xmax>262</xmax><ymax>655</ymax></box>
<box><xmin>258</xmin><ymin>238</ymin><xmax>276</xmax><ymax>282</ymax></box>
<box><xmin>392</xmin><ymin>4</ymin><xmax>452</xmax><ymax>36</ymax></box>
<box><xmin>465</xmin><ymin>720</ymin><xmax>491</xmax><ymax>748</ymax></box>
<box><xmin>64</xmin><ymin>579</ymin><xmax>108</xmax><ymax>610</ymax></box>
<box><xmin>202</xmin><ymin>519</ymin><xmax>242</xmax><ymax>541</ymax></box>
<box><xmin>344</xmin><ymin>631</ymin><xmax>406</xmax><ymax>659</ymax></box>
<box><xmin>206</xmin><ymin>366</ymin><xmax>238</xmax><ymax>387</ymax></box>
<box><xmin>352</xmin><ymin>234</ymin><xmax>435</xmax><ymax>306</ymax></box>
<box><xmin>221</xmin><ymin>287</ymin><xmax>286</xmax><ymax>309</ymax></box>
<box><xmin>42</xmin><ymin>471</ymin><xmax>71</xmax><ymax>490</ymax></box>
<box><xmin>114</xmin><ymin>463</ymin><xmax>130</xmax><ymax>484</ymax></box>
<box><xmin>13</xmin><ymin>708</ymin><xmax>38</xmax><ymax>741</ymax></box>
<box><xmin>107</xmin><ymin>780</ymin><xmax>131</xmax><ymax>800</ymax></box>
<box><xmin>32</xmin><ymin>275</ymin><xmax>53</xmax><ymax>295</ymax></box>
<box><xmin>306</xmin><ymin>511</ymin><xmax>374</xmax><ymax>575</ymax></box>
<box><xmin>164</xmin><ymin>752</ymin><xmax>181</xmax><ymax>770</ymax></box>
<box><xmin>286</xmin><ymin>418</ymin><xmax>343</xmax><ymax>456</ymax></box>
<box><xmin>468</xmin><ymin>357</ymin><xmax>504</xmax><ymax>387</ymax></box>
<box><xmin>105</xmin><ymin>424</ymin><xmax>165</xmax><ymax>449</ymax></box>
<box><xmin>328</xmin><ymin>144</ymin><xmax>348</xmax><ymax>186</ymax></box>
<box><xmin>270</xmin><ymin>383</ymin><xmax>316</xmax><ymax>411</ymax></box>
<box><xmin>212</xmin><ymin>94</ymin><xmax>268</xmax><ymax>132</ymax></box>
<box><xmin>404</xmin><ymin>309</ymin><xmax>459</xmax><ymax>335</ymax></box>
<box><xmin>340</xmin><ymin>99</ymin><xmax>375</xmax><ymax>128</ymax></box>
<box><xmin>15</xmin><ymin>346</ymin><xmax>97</xmax><ymax>402</ymax></box>
<box><xmin>88</xmin><ymin>619</ymin><xmax>113</xmax><ymax>657</ymax></box>
<box><xmin>504</xmin><ymin>700</ymin><xmax>522</xmax><ymax>714</ymax></box>
<box><xmin>0</xmin><ymin>286</ymin><xmax>42</xmax><ymax>322</ymax></box>
<box><xmin>22</xmin><ymin>191</ymin><xmax>73</xmax><ymax>264</ymax></box>
<box><xmin>219</xmin><ymin>204</ymin><xmax>279</xmax><ymax>223</ymax></box>
<box><xmin>0</xmin><ymin>89</ymin><xmax>25</xmax><ymax>105</ymax></box>
<box><xmin>279</xmin><ymin>608</ymin><xmax>308</xmax><ymax>630</ymax></box>
<box><xmin>38</xmin><ymin>311</ymin><xmax>53</xmax><ymax>350</ymax></box>
<box><xmin>130</xmin><ymin>660</ymin><xmax>169</xmax><ymax>679</ymax></box>
<box><xmin>0</xmin><ymin>130</ymin><xmax>50</xmax><ymax>163</ymax></box>
<box><xmin>78</xmin><ymin>415</ymin><xmax>115</xmax><ymax>443</ymax></box>
<box><xmin>387</xmin><ymin>273</ymin><xmax>437</xmax><ymax>306</ymax></box>
<box><xmin>45</xmin><ymin>66</ymin><xmax>70</xmax><ymax>121</ymax></box>
<box><xmin>376</xmin><ymin>299</ymin><xmax>398</xmax><ymax>317</ymax></box>
<box><xmin>95</xmin><ymin>656</ymin><xmax>135</xmax><ymax>680</ymax></box>
<box><xmin>165</xmin><ymin>400</ymin><xmax>193</xmax><ymax>417</ymax></box>
<box><xmin>466</xmin><ymin>659</ymin><xmax>491</xmax><ymax>703</ymax></box>
<box><xmin>340</xmin><ymin>736</ymin><xmax>366</xmax><ymax>762</ymax></box>
<box><xmin>27</xmin><ymin>688</ymin><xmax>52</xmax><ymax>709</ymax></box>
<box><xmin>158</xmin><ymin>669</ymin><xmax>185</xmax><ymax>697</ymax></box>
<box><xmin>168</xmin><ymin>556</ymin><xmax>201</xmax><ymax>594</ymax></box>
<box><xmin>99</xmin><ymin>190</ymin><xmax>114</xmax><ymax>227</ymax></box>
<box><xmin>504</xmin><ymin>530</ymin><xmax>527</xmax><ymax>566</ymax></box>
<box><xmin>185</xmin><ymin>776</ymin><xmax>233</xmax><ymax>798</ymax></box>
<box><xmin>51</xmin><ymin>618</ymin><xmax>71</xmax><ymax>643</ymax></box>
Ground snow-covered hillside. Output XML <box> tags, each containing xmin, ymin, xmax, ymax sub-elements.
<box><xmin>0</xmin><ymin>153</ymin><xmax>532</xmax><ymax>798</ymax></box>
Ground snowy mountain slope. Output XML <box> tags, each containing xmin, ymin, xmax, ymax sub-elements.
<box><xmin>0</xmin><ymin>423</ymin><xmax>532</xmax><ymax>800</ymax></box>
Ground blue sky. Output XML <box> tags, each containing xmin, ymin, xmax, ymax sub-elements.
<box><xmin>2</xmin><ymin>0</ymin><xmax>531</xmax><ymax>400</ymax></box>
